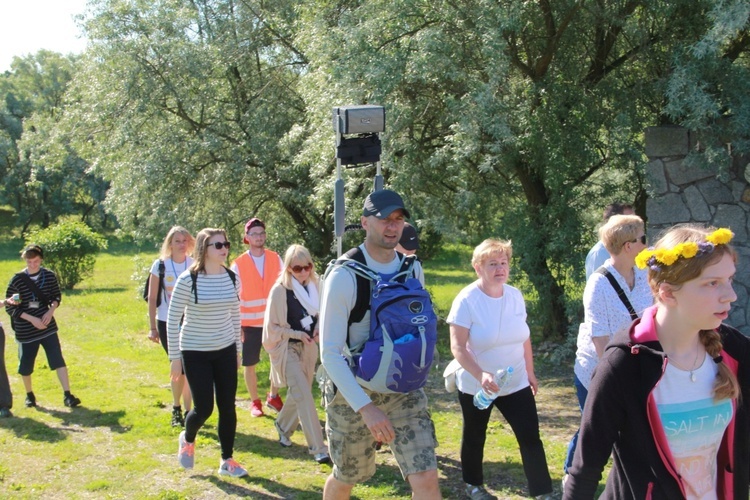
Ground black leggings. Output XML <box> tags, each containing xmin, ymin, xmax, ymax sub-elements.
<box><xmin>458</xmin><ymin>386</ymin><xmax>552</xmax><ymax>496</ymax></box>
<box><xmin>182</xmin><ymin>344</ymin><xmax>238</xmax><ymax>460</ymax></box>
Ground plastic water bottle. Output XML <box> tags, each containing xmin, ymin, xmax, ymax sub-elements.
<box><xmin>473</xmin><ymin>367</ymin><xmax>514</xmax><ymax>409</ymax></box>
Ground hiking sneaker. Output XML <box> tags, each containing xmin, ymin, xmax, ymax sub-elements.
<box><xmin>171</xmin><ymin>407</ymin><xmax>185</xmax><ymax>427</ymax></box>
<box><xmin>250</xmin><ymin>399</ymin><xmax>264</xmax><ymax>417</ymax></box>
<box><xmin>266</xmin><ymin>393</ymin><xmax>283</xmax><ymax>413</ymax></box>
<box><xmin>25</xmin><ymin>393</ymin><xmax>36</xmax><ymax>408</ymax></box>
<box><xmin>63</xmin><ymin>393</ymin><xmax>81</xmax><ymax>408</ymax></box>
<box><xmin>177</xmin><ymin>431</ymin><xmax>195</xmax><ymax>469</ymax></box>
<box><xmin>275</xmin><ymin>420</ymin><xmax>292</xmax><ymax>447</ymax></box>
<box><xmin>314</xmin><ymin>452</ymin><xmax>331</xmax><ymax>464</ymax></box>
<box><xmin>218</xmin><ymin>457</ymin><xmax>248</xmax><ymax>477</ymax></box>
<box><xmin>0</xmin><ymin>408</ymin><xmax>12</xmax><ymax>418</ymax></box>
<box><xmin>465</xmin><ymin>484</ymin><xmax>497</xmax><ymax>500</ymax></box>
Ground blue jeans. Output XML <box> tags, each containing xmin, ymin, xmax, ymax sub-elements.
<box><xmin>563</xmin><ymin>374</ymin><xmax>589</xmax><ymax>473</ymax></box>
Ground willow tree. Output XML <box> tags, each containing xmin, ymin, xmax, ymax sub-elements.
<box><xmin>294</xmin><ymin>0</ymin><xmax>750</xmax><ymax>338</ymax></box>
<box><xmin>68</xmin><ymin>0</ymin><xmax>331</xmax><ymax>252</ymax></box>
<box><xmin>0</xmin><ymin>51</ymin><xmax>107</xmax><ymax>233</ymax></box>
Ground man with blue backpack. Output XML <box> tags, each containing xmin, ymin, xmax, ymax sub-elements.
<box><xmin>319</xmin><ymin>189</ymin><xmax>441</xmax><ymax>500</ymax></box>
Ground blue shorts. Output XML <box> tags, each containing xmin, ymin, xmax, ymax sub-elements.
<box><xmin>17</xmin><ymin>332</ymin><xmax>66</xmax><ymax>376</ymax></box>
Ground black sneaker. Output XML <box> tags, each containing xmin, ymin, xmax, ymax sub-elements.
<box><xmin>171</xmin><ymin>407</ymin><xmax>185</xmax><ymax>427</ymax></box>
<box><xmin>25</xmin><ymin>393</ymin><xmax>36</xmax><ymax>408</ymax></box>
<box><xmin>0</xmin><ymin>408</ymin><xmax>12</xmax><ymax>418</ymax></box>
<box><xmin>63</xmin><ymin>394</ymin><xmax>81</xmax><ymax>408</ymax></box>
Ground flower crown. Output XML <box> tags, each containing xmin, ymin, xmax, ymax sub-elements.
<box><xmin>635</xmin><ymin>228</ymin><xmax>734</xmax><ymax>271</ymax></box>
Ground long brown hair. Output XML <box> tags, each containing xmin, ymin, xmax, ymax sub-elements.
<box><xmin>190</xmin><ymin>228</ymin><xmax>228</xmax><ymax>275</ymax></box>
<box><xmin>648</xmin><ymin>224</ymin><xmax>738</xmax><ymax>401</ymax></box>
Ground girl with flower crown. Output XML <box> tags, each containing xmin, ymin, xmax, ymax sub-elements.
<box><xmin>564</xmin><ymin>225</ymin><xmax>749</xmax><ymax>500</ymax></box>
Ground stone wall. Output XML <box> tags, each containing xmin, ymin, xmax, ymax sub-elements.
<box><xmin>644</xmin><ymin>125</ymin><xmax>749</xmax><ymax>335</ymax></box>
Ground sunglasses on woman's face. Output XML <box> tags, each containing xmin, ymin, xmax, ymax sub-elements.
<box><xmin>291</xmin><ymin>264</ymin><xmax>312</xmax><ymax>273</ymax></box>
<box><xmin>209</xmin><ymin>241</ymin><xmax>231</xmax><ymax>250</ymax></box>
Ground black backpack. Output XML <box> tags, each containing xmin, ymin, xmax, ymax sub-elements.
<box><xmin>142</xmin><ymin>260</ymin><xmax>165</xmax><ymax>307</ymax></box>
<box><xmin>189</xmin><ymin>267</ymin><xmax>238</xmax><ymax>303</ymax></box>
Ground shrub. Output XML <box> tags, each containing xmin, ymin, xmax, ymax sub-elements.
<box><xmin>27</xmin><ymin>221</ymin><xmax>108</xmax><ymax>289</ymax></box>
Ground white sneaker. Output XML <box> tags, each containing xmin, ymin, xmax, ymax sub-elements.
<box><xmin>275</xmin><ymin>421</ymin><xmax>292</xmax><ymax>447</ymax></box>
<box><xmin>218</xmin><ymin>457</ymin><xmax>247</xmax><ymax>477</ymax></box>
<box><xmin>177</xmin><ymin>431</ymin><xmax>195</xmax><ymax>469</ymax></box>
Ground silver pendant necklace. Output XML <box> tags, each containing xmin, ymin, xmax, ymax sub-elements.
<box><xmin>688</xmin><ymin>350</ymin><xmax>702</xmax><ymax>383</ymax></box>
<box><xmin>669</xmin><ymin>348</ymin><xmax>702</xmax><ymax>382</ymax></box>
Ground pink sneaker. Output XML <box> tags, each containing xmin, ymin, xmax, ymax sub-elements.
<box><xmin>266</xmin><ymin>393</ymin><xmax>283</xmax><ymax>413</ymax></box>
<box><xmin>250</xmin><ymin>399</ymin><xmax>264</xmax><ymax>417</ymax></box>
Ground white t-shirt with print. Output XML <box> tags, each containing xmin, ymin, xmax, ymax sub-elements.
<box><xmin>446</xmin><ymin>281</ymin><xmax>530</xmax><ymax>397</ymax></box>
<box><xmin>654</xmin><ymin>353</ymin><xmax>733</xmax><ymax>500</ymax></box>
<box><xmin>150</xmin><ymin>257</ymin><xmax>194</xmax><ymax>321</ymax></box>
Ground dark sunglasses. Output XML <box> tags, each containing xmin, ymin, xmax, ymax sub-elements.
<box><xmin>209</xmin><ymin>241</ymin><xmax>231</xmax><ymax>250</ymax></box>
<box><xmin>291</xmin><ymin>264</ymin><xmax>312</xmax><ymax>273</ymax></box>
<box><xmin>625</xmin><ymin>235</ymin><xmax>647</xmax><ymax>246</ymax></box>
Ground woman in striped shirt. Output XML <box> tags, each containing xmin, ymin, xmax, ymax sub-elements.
<box><xmin>167</xmin><ymin>228</ymin><xmax>246</xmax><ymax>477</ymax></box>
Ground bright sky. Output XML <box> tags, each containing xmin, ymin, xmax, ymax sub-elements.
<box><xmin>0</xmin><ymin>0</ymin><xmax>89</xmax><ymax>72</ymax></box>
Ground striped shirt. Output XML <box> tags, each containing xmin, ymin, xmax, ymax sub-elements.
<box><xmin>166</xmin><ymin>268</ymin><xmax>241</xmax><ymax>360</ymax></box>
<box><xmin>4</xmin><ymin>268</ymin><xmax>62</xmax><ymax>343</ymax></box>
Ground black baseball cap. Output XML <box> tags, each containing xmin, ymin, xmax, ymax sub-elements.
<box><xmin>399</xmin><ymin>223</ymin><xmax>419</xmax><ymax>251</ymax></box>
<box><xmin>362</xmin><ymin>189</ymin><xmax>411</xmax><ymax>219</ymax></box>
<box><xmin>21</xmin><ymin>244</ymin><xmax>43</xmax><ymax>258</ymax></box>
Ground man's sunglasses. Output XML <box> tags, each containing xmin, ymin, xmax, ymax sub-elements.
<box><xmin>291</xmin><ymin>264</ymin><xmax>312</xmax><ymax>273</ymax></box>
<box><xmin>209</xmin><ymin>241</ymin><xmax>231</xmax><ymax>250</ymax></box>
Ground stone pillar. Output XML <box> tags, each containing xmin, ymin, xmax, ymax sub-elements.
<box><xmin>644</xmin><ymin>126</ymin><xmax>749</xmax><ymax>334</ymax></box>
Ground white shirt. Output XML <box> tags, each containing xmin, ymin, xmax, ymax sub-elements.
<box><xmin>574</xmin><ymin>260</ymin><xmax>653</xmax><ymax>388</ymax></box>
<box><xmin>150</xmin><ymin>257</ymin><xmax>194</xmax><ymax>321</ymax></box>
<box><xmin>319</xmin><ymin>245</ymin><xmax>425</xmax><ymax>412</ymax></box>
<box><xmin>446</xmin><ymin>282</ymin><xmax>530</xmax><ymax>397</ymax></box>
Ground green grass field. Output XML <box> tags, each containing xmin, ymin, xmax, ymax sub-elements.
<box><xmin>0</xmin><ymin>235</ymin><xmax>586</xmax><ymax>499</ymax></box>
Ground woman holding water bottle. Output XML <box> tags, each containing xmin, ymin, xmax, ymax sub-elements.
<box><xmin>448</xmin><ymin>239</ymin><xmax>552</xmax><ymax>500</ymax></box>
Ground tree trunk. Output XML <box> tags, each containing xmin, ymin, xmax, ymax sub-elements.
<box><xmin>514</xmin><ymin>161</ymin><xmax>570</xmax><ymax>340</ymax></box>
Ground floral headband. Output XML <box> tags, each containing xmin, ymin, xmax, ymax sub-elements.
<box><xmin>635</xmin><ymin>228</ymin><xmax>734</xmax><ymax>271</ymax></box>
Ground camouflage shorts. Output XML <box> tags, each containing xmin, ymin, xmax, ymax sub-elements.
<box><xmin>324</xmin><ymin>387</ymin><xmax>438</xmax><ymax>484</ymax></box>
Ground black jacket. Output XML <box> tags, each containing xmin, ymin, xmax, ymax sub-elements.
<box><xmin>565</xmin><ymin>306</ymin><xmax>750</xmax><ymax>499</ymax></box>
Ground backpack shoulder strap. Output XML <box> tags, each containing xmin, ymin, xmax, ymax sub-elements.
<box><xmin>341</xmin><ymin>247</ymin><xmax>373</xmax><ymax>326</ymax></box>
<box><xmin>190</xmin><ymin>270</ymin><xmax>198</xmax><ymax>304</ymax></box>
<box><xmin>16</xmin><ymin>272</ymin><xmax>52</xmax><ymax>306</ymax></box>
<box><xmin>225</xmin><ymin>266</ymin><xmax>237</xmax><ymax>286</ymax></box>
<box><xmin>225</xmin><ymin>266</ymin><xmax>239</xmax><ymax>299</ymax></box>
<box><xmin>391</xmin><ymin>252</ymin><xmax>417</xmax><ymax>283</ymax></box>
<box><xmin>596</xmin><ymin>267</ymin><xmax>638</xmax><ymax>321</ymax></box>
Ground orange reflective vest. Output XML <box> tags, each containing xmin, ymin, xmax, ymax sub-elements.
<box><xmin>233</xmin><ymin>249</ymin><xmax>282</xmax><ymax>327</ymax></box>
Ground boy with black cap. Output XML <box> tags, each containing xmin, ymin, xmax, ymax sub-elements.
<box><xmin>319</xmin><ymin>189</ymin><xmax>440</xmax><ymax>499</ymax></box>
<box><xmin>396</xmin><ymin>222</ymin><xmax>419</xmax><ymax>256</ymax></box>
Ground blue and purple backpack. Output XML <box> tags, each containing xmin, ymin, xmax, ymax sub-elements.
<box><xmin>327</xmin><ymin>248</ymin><xmax>438</xmax><ymax>393</ymax></box>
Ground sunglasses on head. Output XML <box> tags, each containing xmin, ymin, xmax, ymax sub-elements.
<box><xmin>291</xmin><ymin>264</ymin><xmax>312</xmax><ymax>273</ymax></box>
<box><xmin>209</xmin><ymin>241</ymin><xmax>231</xmax><ymax>250</ymax></box>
